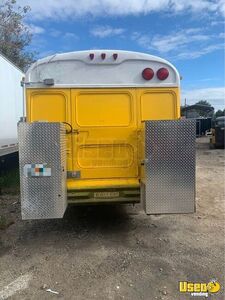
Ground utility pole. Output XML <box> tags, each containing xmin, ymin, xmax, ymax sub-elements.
<box><xmin>185</xmin><ymin>98</ymin><xmax>187</xmax><ymax>118</ymax></box>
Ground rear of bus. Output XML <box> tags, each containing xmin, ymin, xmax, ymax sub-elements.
<box><xmin>18</xmin><ymin>50</ymin><xmax>196</xmax><ymax>219</ymax></box>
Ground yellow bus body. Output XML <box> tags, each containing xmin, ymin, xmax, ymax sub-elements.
<box><xmin>26</xmin><ymin>87</ymin><xmax>180</xmax><ymax>204</ymax></box>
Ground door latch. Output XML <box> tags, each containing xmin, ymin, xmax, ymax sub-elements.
<box><xmin>72</xmin><ymin>129</ymin><xmax>80</xmax><ymax>134</ymax></box>
<box><xmin>141</xmin><ymin>158</ymin><xmax>149</xmax><ymax>165</ymax></box>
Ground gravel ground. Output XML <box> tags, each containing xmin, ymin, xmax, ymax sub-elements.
<box><xmin>0</xmin><ymin>137</ymin><xmax>224</xmax><ymax>300</ymax></box>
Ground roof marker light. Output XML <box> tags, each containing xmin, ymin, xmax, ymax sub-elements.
<box><xmin>157</xmin><ymin>68</ymin><xmax>169</xmax><ymax>80</ymax></box>
<box><xmin>101</xmin><ymin>53</ymin><xmax>106</xmax><ymax>60</ymax></box>
<box><xmin>43</xmin><ymin>78</ymin><xmax>54</xmax><ymax>86</ymax></box>
<box><xmin>142</xmin><ymin>68</ymin><xmax>154</xmax><ymax>80</ymax></box>
<box><xmin>89</xmin><ymin>53</ymin><xmax>94</xmax><ymax>60</ymax></box>
<box><xmin>113</xmin><ymin>53</ymin><xmax>118</xmax><ymax>60</ymax></box>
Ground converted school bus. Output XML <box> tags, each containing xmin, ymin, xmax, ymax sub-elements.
<box><xmin>18</xmin><ymin>50</ymin><xmax>196</xmax><ymax>220</ymax></box>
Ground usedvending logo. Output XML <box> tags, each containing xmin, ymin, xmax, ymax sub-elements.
<box><xmin>24</xmin><ymin>163</ymin><xmax>51</xmax><ymax>177</ymax></box>
<box><xmin>179</xmin><ymin>279</ymin><xmax>221</xmax><ymax>297</ymax></box>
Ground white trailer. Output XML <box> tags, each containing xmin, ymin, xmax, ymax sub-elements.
<box><xmin>0</xmin><ymin>53</ymin><xmax>24</xmax><ymax>156</ymax></box>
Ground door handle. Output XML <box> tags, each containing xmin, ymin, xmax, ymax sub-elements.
<box><xmin>141</xmin><ymin>158</ymin><xmax>149</xmax><ymax>165</ymax></box>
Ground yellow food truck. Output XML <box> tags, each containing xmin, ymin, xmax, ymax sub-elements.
<box><xmin>18</xmin><ymin>50</ymin><xmax>196</xmax><ymax>219</ymax></box>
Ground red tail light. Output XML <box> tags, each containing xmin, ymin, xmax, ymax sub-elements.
<box><xmin>101</xmin><ymin>53</ymin><xmax>106</xmax><ymax>60</ymax></box>
<box><xmin>142</xmin><ymin>68</ymin><xmax>154</xmax><ymax>80</ymax></box>
<box><xmin>157</xmin><ymin>68</ymin><xmax>169</xmax><ymax>80</ymax></box>
<box><xmin>89</xmin><ymin>53</ymin><xmax>94</xmax><ymax>60</ymax></box>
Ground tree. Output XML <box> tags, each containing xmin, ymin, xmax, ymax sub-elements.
<box><xmin>215</xmin><ymin>109</ymin><xmax>225</xmax><ymax>118</ymax></box>
<box><xmin>194</xmin><ymin>100</ymin><xmax>214</xmax><ymax>117</ymax></box>
<box><xmin>0</xmin><ymin>0</ymin><xmax>35</xmax><ymax>70</ymax></box>
<box><xmin>195</xmin><ymin>100</ymin><xmax>212</xmax><ymax>107</ymax></box>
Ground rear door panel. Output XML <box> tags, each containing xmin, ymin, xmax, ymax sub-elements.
<box><xmin>71</xmin><ymin>89</ymin><xmax>138</xmax><ymax>179</ymax></box>
<box><xmin>26</xmin><ymin>89</ymin><xmax>73</xmax><ymax>170</ymax></box>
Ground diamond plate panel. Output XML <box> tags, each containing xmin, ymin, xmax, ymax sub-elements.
<box><xmin>18</xmin><ymin>122</ymin><xmax>67</xmax><ymax>219</ymax></box>
<box><xmin>142</xmin><ymin>120</ymin><xmax>196</xmax><ymax>214</ymax></box>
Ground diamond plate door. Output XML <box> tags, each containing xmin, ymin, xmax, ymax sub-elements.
<box><xmin>18</xmin><ymin>122</ymin><xmax>67</xmax><ymax>219</ymax></box>
<box><xmin>142</xmin><ymin>120</ymin><xmax>196</xmax><ymax>214</ymax></box>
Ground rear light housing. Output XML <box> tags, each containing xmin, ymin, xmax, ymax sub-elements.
<box><xmin>113</xmin><ymin>53</ymin><xmax>118</xmax><ymax>60</ymax></box>
<box><xmin>101</xmin><ymin>53</ymin><xmax>106</xmax><ymax>60</ymax></box>
<box><xmin>157</xmin><ymin>68</ymin><xmax>169</xmax><ymax>80</ymax></box>
<box><xmin>142</xmin><ymin>68</ymin><xmax>154</xmax><ymax>80</ymax></box>
<box><xmin>89</xmin><ymin>53</ymin><xmax>94</xmax><ymax>60</ymax></box>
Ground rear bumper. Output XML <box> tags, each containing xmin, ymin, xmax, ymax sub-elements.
<box><xmin>67</xmin><ymin>178</ymin><xmax>140</xmax><ymax>190</ymax></box>
<box><xmin>67</xmin><ymin>187</ymin><xmax>140</xmax><ymax>204</ymax></box>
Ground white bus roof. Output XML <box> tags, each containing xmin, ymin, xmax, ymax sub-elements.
<box><xmin>25</xmin><ymin>50</ymin><xmax>180</xmax><ymax>88</ymax></box>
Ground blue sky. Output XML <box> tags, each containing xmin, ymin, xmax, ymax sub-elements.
<box><xmin>18</xmin><ymin>0</ymin><xmax>225</xmax><ymax>110</ymax></box>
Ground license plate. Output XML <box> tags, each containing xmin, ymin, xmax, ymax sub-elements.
<box><xmin>94</xmin><ymin>191</ymin><xmax>120</xmax><ymax>198</ymax></box>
